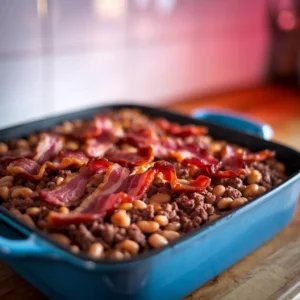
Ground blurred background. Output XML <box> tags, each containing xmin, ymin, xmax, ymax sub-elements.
<box><xmin>0</xmin><ymin>0</ymin><xmax>299</xmax><ymax>148</ymax></box>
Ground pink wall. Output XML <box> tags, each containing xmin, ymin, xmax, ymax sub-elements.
<box><xmin>0</xmin><ymin>0</ymin><xmax>271</xmax><ymax>127</ymax></box>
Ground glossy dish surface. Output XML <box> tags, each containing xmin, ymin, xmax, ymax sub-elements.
<box><xmin>0</xmin><ymin>104</ymin><xmax>299</xmax><ymax>300</ymax></box>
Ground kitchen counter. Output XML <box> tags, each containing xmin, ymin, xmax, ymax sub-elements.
<box><xmin>1</xmin><ymin>86</ymin><xmax>300</xmax><ymax>299</ymax></box>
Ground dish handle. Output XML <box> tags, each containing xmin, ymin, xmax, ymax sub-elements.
<box><xmin>0</xmin><ymin>234</ymin><xmax>53</xmax><ymax>257</ymax></box>
<box><xmin>192</xmin><ymin>108</ymin><xmax>273</xmax><ymax>140</ymax></box>
<box><xmin>0</xmin><ymin>213</ymin><xmax>57</xmax><ymax>258</ymax></box>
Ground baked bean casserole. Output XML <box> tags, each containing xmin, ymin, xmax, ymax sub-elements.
<box><xmin>0</xmin><ymin>109</ymin><xmax>287</xmax><ymax>260</ymax></box>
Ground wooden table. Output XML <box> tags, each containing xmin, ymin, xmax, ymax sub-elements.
<box><xmin>1</xmin><ymin>86</ymin><xmax>300</xmax><ymax>300</ymax></box>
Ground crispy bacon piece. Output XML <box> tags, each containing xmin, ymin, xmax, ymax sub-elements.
<box><xmin>182</xmin><ymin>145</ymin><xmax>246</xmax><ymax>178</ymax></box>
<box><xmin>0</xmin><ymin>150</ymin><xmax>32</xmax><ymax>162</ymax></box>
<box><xmin>164</xmin><ymin>141</ymin><xmax>217</xmax><ymax>164</ymax></box>
<box><xmin>71</xmin><ymin>116</ymin><xmax>113</xmax><ymax>140</ymax></box>
<box><xmin>6</xmin><ymin>151</ymin><xmax>89</xmax><ymax>180</ymax></box>
<box><xmin>124</xmin><ymin>131</ymin><xmax>216</xmax><ymax>166</ymax></box>
<box><xmin>0</xmin><ymin>150</ymin><xmax>33</xmax><ymax>176</ymax></box>
<box><xmin>242</xmin><ymin>149</ymin><xmax>275</xmax><ymax>162</ymax></box>
<box><xmin>105</xmin><ymin>146</ymin><xmax>154</xmax><ymax>167</ymax></box>
<box><xmin>6</xmin><ymin>158</ymin><xmax>40</xmax><ymax>179</ymax></box>
<box><xmin>183</xmin><ymin>146</ymin><xmax>274</xmax><ymax>179</ymax></box>
<box><xmin>155</xmin><ymin>118</ymin><xmax>207</xmax><ymax>137</ymax></box>
<box><xmin>154</xmin><ymin>161</ymin><xmax>211</xmax><ymax>192</ymax></box>
<box><xmin>40</xmin><ymin>160</ymin><xmax>110</xmax><ymax>207</ymax></box>
<box><xmin>124</xmin><ymin>129</ymin><xmax>155</xmax><ymax>147</ymax></box>
<box><xmin>48</xmin><ymin>164</ymin><xmax>156</xmax><ymax>225</ymax></box>
<box><xmin>54</xmin><ymin>150</ymin><xmax>89</xmax><ymax>164</ymax></box>
<box><xmin>48</xmin><ymin>161</ymin><xmax>211</xmax><ymax>225</ymax></box>
<box><xmin>83</xmin><ymin>138</ymin><xmax>113</xmax><ymax>158</ymax></box>
<box><xmin>33</xmin><ymin>134</ymin><xmax>64</xmax><ymax>164</ymax></box>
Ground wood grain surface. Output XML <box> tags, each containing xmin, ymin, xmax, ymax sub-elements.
<box><xmin>1</xmin><ymin>86</ymin><xmax>300</xmax><ymax>300</ymax></box>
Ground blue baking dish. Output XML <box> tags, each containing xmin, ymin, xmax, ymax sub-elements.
<box><xmin>0</xmin><ymin>104</ymin><xmax>299</xmax><ymax>300</ymax></box>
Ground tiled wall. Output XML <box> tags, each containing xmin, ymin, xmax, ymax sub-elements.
<box><xmin>0</xmin><ymin>0</ymin><xmax>270</xmax><ymax>128</ymax></box>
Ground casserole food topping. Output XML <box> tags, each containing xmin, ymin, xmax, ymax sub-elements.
<box><xmin>0</xmin><ymin>109</ymin><xmax>287</xmax><ymax>260</ymax></box>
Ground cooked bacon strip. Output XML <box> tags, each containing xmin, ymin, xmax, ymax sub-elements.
<box><xmin>161</xmin><ymin>139</ymin><xmax>217</xmax><ymax>164</ymax></box>
<box><xmin>33</xmin><ymin>134</ymin><xmax>64</xmax><ymax>164</ymax></box>
<box><xmin>0</xmin><ymin>150</ymin><xmax>33</xmax><ymax>176</ymax></box>
<box><xmin>105</xmin><ymin>146</ymin><xmax>154</xmax><ymax>167</ymax></box>
<box><xmin>0</xmin><ymin>150</ymin><xmax>32</xmax><ymax>162</ymax></box>
<box><xmin>54</xmin><ymin>150</ymin><xmax>89</xmax><ymax>166</ymax></box>
<box><xmin>182</xmin><ymin>157</ymin><xmax>246</xmax><ymax>179</ymax></box>
<box><xmin>6</xmin><ymin>151</ymin><xmax>89</xmax><ymax>180</ymax></box>
<box><xmin>48</xmin><ymin>192</ymin><xmax>131</xmax><ymax>226</ymax></box>
<box><xmin>124</xmin><ymin>129</ymin><xmax>156</xmax><ymax>147</ymax></box>
<box><xmin>71</xmin><ymin>116</ymin><xmax>113</xmax><ymax>140</ymax></box>
<box><xmin>124</xmin><ymin>130</ymin><xmax>216</xmax><ymax>166</ymax></box>
<box><xmin>48</xmin><ymin>164</ymin><xmax>156</xmax><ymax>225</ymax></box>
<box><xmin>155</xmin><ymin>118</ymin><xmax>207</xmax><ymax>137</ymax></box>
<box><xmin>40</xmin><ymin>160</ymin><xmax>110</xmax><ymax>207</ymax></box>
<box><xmin>154</xmin><ymin>161</ymin><xmax>211</xmax><ymax>192</ymax></box>
<box><xmin>48</xmin><ymin>161</ymin><xmax>211</xmax><ymax>225</ymax></box>
<box><xmin>182</xmin><ymin>145</ymin><xmax>246</xmax><ymax>178</ymax></box>
<box><xmin>6</xmin><ymin>158</ymin><xmax>40</xmax><ymax>179</ymax></box>
<box><xmin>242</xmin><ymin>149</ymin><xmax>275</xmax><ymax>162</ymax></box>
<box><xmin>83</xmin><ymin>138</ymin><xmax>113</xmax><ymax>158</ymax></box>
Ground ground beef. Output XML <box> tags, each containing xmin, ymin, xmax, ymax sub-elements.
<box><xmin>250</xmin><ymin>161</ymin><xmax>286</xmax><ymax>187</ymax></box>
<box><xmin>128</xmin><ymin>206</ymin><xmax>155</xmax><ymax>223</ymax></box>
<box><xmin>68</xmin><ymin>224</ymin><xmax>96</xmax><ymax>251</ymax></box>
<box><xmin>127</xmin><ymin>224</ymin><xmax>146</xmax><ymax>247</ymax></box>
<box><xmin>175</xmin><ymin>194</ymin><xmax>195</xmax><ymax>213</ymax></box>
<box><xmin>3</xmin><ymin>197</ymin><xmax>37</xmax><ymax>212</ymax></box>
<box><xmin>218</xmin><ymin>177</ymin><xmax>245</xmax><ymax>190</ymax></box>
<box><xmin>92</xmin><ymin>223</ymin><xmax>116</xmax><ymax>245</ymax></box>
<box><xmin>204</xmin><ymin>203</ymin><xmax>215</xmax><ymax>216</ymax></box>
<box><xmin>174</xmin><ymin>193</ymin><xmax>215</xmax><ymax>232</ymax></box>
<box><xmin>223</xmin><ymin>186</ymin><xmax>242</xmax><ymax>199</ymax></box>
<box><xmin>205</xmin><ymin>192</ymin><xmax>216</xmax><ymax>204</ymax></box>
<box><xmin>191</xmin><ymin>192</ymin><xmax>205</xmax><ymax>205</ymax></box>
<box><xmin>158</xmin><ymin>202</ymin><xmax>179</xmax><ymax>222</ymax></box>
<box><xmin>181</xmin><ymin>215</ymin><xmax>204</xmax><ymax>233</ymax></box>
<box><xmin>114</xmin><ymin>228</ymin><xmax>127</xmax><ymax>243</ymax></box>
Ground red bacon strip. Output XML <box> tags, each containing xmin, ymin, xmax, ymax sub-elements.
<box><xmin>182</xmin><ymin>145</ymin><xmax>246</xmax><ymax>178</ymax></box>
<box><xmin>83</xmin><ymin>138</ymin><xmax>113</xmax><ymax>158</ymax></box>
<box><xmin>242</xmin><ymin>149</ymin><xmax>275</xmax><ymax>162</ymax></box>
<box><xmin>40</xmin><ymin>160</ymin><xmax>110</xmax><ymax>207</ymax></box>
<box><xmin>48</xmin><ymin>161</ymin><xmax>211</xmax><ymax>225</ymax></box>
<box><xmin>162</xmin><ymin>139</ymin><xmax>217</xmax><ymax>164</ymax></box>
<box><xmin>71</xmin><ymin>116</ymin><xmax>113</xmax><ymax>140</ymax></box>
<box><xmin>124</xmin><ymin>131</ymin><xmax>217</xmax><ymax>166</ymax></box>
<box><xmin>105</xmin><ymin>146</ymin><xmax>154</xmax><ymax>167</ymax></box>
<box><xmin>154</xmin><ymin>161</ymin><xmax>211</xmax><ymax>192</ymax></box>
<box><xmin>54</xmin><ymin>150</ymin><xmax>89</xmax><ymax>166</ymax></box>
<box><xmin>0</xmin><ymin>150</ymin><xmax>32</xmax><ymax>162</ymax></box>
<box><xmin>33</xmin><ymin>134</ymin><xmax>64</xmax><ymax>164</ymax></box>
<box><xmin>6</xmin><ymin>158</ymin><xmax>40</xmax><ymax>179</ymax></box>
<box><xmin>6</xmin><ymin>151</ymin><xmax>89</xmax><ymax>180</ymax></box>
<box><xmin>48</xmin><ymin>164</ymin><xmax>156</xmax><ymax>225</ymax></box>
<box><xmin>124</xmin><ymin>129</ymin><xmax>155</xmax><ymax>147</ymax></box>
<box><xmin>0</xmin><ymin>150</ymin><xmax>33</xmax><ymax>176</ymax></box>
<box><xmin>155</xmin><ymin>118</ymin><xmax>207</xmax><ymax>137</ymax></box>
